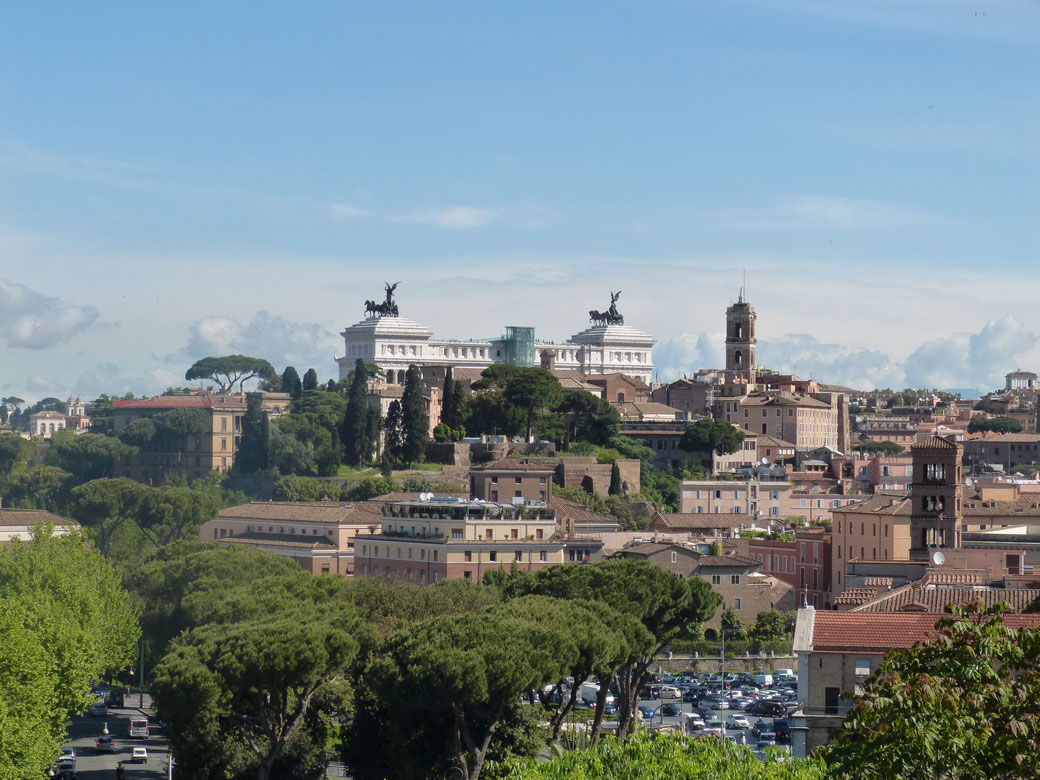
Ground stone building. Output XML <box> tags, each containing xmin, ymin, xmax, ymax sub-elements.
<box><xmin>680</xmin><ymin>477</ymin><xmax>791</xmax><ymax>520</ymax></box>
<box><xmin>112</xmin><ymin>392</ymin><xmax>248</xmax><ymax>482</ymax></box>
<box><xmin>336</xmin><ymin>291</ymin><xmax>656</xmax><ymax>385</ymax></box>
<box><xmin>353</xmin><ymin>497</ymin><xmax>594</xmax><ymax>584</ymax></box>
<box><xmin>202</xmin><ymin>501</ymin><xmax>383</xmax><ymax>575</ymax></box>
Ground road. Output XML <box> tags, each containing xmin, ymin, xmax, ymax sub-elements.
<box><xmin>63</xmin><ymin>694</ymin><xmax>171</xmax><ymax>780</ymax></box>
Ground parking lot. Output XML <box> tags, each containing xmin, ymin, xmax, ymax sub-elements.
<box><xmin>61</xmin><ymin>693</ymin><xmax>171</xmax><ymax>779</ymax></box>
<box><xmin>635</xmin><ymin>674</ymin><xmax>795</xmax><ymax>752</ymax></box>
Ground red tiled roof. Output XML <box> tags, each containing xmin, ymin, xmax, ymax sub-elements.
<box><xmin>0</xmin><ymin>509</ymin><xmax>78</xmax><ymax>527</ymax></box>
<box><xmin>652</xmin><ymin>512</ymin><xmax>757</xmax><ymax>530</ymax></box>
<box><xmin>471</xmin><ymin>458</ymin><xmax>560</xmax><ymax>472</ymax></box>
<box><xmin>114</xmin><ymin>396</ymin><xmax>212</xmax><ymax>409</ymax></box>
<box><xmin>218</xmin><ymin>501</ymin><xmax>381</xmax><ymax>524</ymax></box>
<box><xmin>812</xmin><ymin>610</ymin><xmax>1040</xmax><ymax>651</ymax></box>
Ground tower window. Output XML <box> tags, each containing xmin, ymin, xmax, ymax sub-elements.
<box><xmin>735</xmin><ymin>350</ymin><xmax>742</xmax><ymax>366</ymax></box>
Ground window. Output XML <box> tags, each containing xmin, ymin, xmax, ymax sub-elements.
<box><xmin>491</xmin><ymin>477</ymin><xmax>498</xmax><ymax>484</ymax></box>
<box><xmin>536</xmin><ymin>529</ymin><xmax>543</xmax><ymax>539</ymax></box>
<box><xmin>463</xmin><ymin>571</ymin><xmax>472</xmax><ymax>581</ymax></box>
<box><xmin>539</xmin><ymin>550</ymin><xmax>547</xmax><ymax>562</ymax></box>
<box><xmin>731</xmin><ymin>574</ymin><xmax>740</xmax><ymax>584</ymax></box>
<box><xmin>711</xmin><ymin>575</ymin><xmax>721</xmax><ymax>585</ymax></box>
<box><xmin>735</xmin><ymin>598</ymin><xmax>742</xmax><ymax>610</ymax></box>
<box><xmin>221</xmin><ymin>438</ymin><xmax>227</xmax><ymax>451</ymax></box>
<box><xmin>485</xmin><ymin>529</ymin><xmax>493</xmax><ymax>539</ymax></box>
<box><xmin>539</xmin><ymin>477</ymin><xmax>547</xmax><ymax>484</ymax></box>
<box><xmin>221</xmin><ymin>417</ymin><xmax>227</xmax><ymax>432</ymax></box>
<box><xmin>855</xmin><ymin>658</ymin><xmax>871</xmax><ymax>676</ymax></box>
<box><xmin>511</xmin><ymin>529</ymin><xmax>518</xmax><ymax>539</ymax></box>
<box><xmin>464</xmin><ymin>550</ymin><xmax>472</xmax><ymax>562</ymax></box>
<box><xmin>515</xmin><ymin>477</ymin><xmax>522</xmax><ymax>484</ymax></box>
<box><xmin>451</xmin><ymin>528</ymin><xmax>463</xmax><ymax>539</ymax></box>
<box><xmin>671</xmin><ymin>551</ymin><xmax>677</xmax><ymax>563</ymax></box>
<box><xmin>825</xmin><ymin>687</ymin><xmax>841</xmax><ymax>715</ymax></box>
<box><xmin>489</xmin><ymin>551</ymin><xmax>497</xmax><ymax>562</ymax></box>
<box><xmin>515</xmin><ymin>550</ymin><xmax>523</xmax><ymax>562</ymax></box>
<box><xmin>514</xmin><ymin>490</ymin><xmax>522</xmax><ymax>498</ymax></box>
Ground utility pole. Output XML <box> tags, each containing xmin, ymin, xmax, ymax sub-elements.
<box><xmin>138</xmin><ymin>638</ymin><xmax>144</xmax><ymax>709</ymax></box>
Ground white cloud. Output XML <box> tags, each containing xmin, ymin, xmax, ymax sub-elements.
<box><xmin>404</xmin><ymin>206</ymin><xmax>502</xmax><ymax>228</ymax></box>
<box><xmin>329</xmin><ymin>202</ymin><xmax>504</xmax><ymax>229</ymax></box>
<box><xmin>905</xmin><ymin>315</ymin><xmax>1037</xmax><ymax>391</ymax></box>
<box><xmin>0</xmin><ymin>279</ymin><xmax>100</xmax><ymax>349</ymax></box>
<box><xmin>758</xmin><ymin>334</ymin><xmax>906</xmax><ymax>390</ymax></box>
<box><xmin>698</xmin><ymin>194</ymin><xmax>941</xmax><ymax>231</ymax></box>
<box><xmin>177</xmin><ymin>311</ymin><xmax>340</xmax><ymax>378</ymax></box>
<box><xmin>653</xmin><ymin>332</ymin><xmax>725</xmax><ymax>381</ymax></box>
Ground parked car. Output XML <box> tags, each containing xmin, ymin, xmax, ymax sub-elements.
<box><xmin>95</xmin><ymin>736</ymin><xmax>115</xmax><ymax>753</ymax></box>
<box><xmin>728</xmin><ymin>714</ymin><xmax>750</xmax><ymax>729</ymax></box>
<box><xmin>661</xmin><ymin>702</ymin><xmax>681</xmax><ymax>717</ymax></box>
<box><xmin>637</xmin><ymin>704</ymin><xmax>655</xmax><ymax>720</ymax></box>
<box><xmin>702</xmin><ymin>696</ymin><xmax>729</xmax><ymax>710</ymax></box>
<box><xmin>680</xmin><ymin>712</ymin><xmax>705</xmax><ymax>731</ymax></box>
<box><xmin>682</xmin><ymin>688</ymin><xmax>702</xmax><ymax>703</ymax></box>
<box><xmin>659</xmin><ymin>685</ymin><xmax>682</xmax><ymax>700</ymax></box>
<box><xmin>130</xmin><ymin>747</ymin><xmax>148</xmax><ymax>763</ymax></box>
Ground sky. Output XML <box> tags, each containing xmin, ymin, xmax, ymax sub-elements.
<box><xmin>2</xmin><ymin>0</ymin><xmax>1038</xmax><ymax>402</ymax></box>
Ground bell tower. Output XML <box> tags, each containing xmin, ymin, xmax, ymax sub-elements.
<box><xmin>908</xmin><ymin>435</ymin><xmax>963</xmax><ymax>561</ymax></box>
<box><xmin>725</xmin><ymin>289</ymin><xmax>756</xmax><ymax>385</ymax></box>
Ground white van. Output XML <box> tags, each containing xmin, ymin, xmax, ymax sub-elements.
<box><xmin>773</xmin><ymin>668</ymin><xmax>795</xmax><ymax>678</ymax></box>
<box><xmin>578</xmin><ymin>682</ymin><xmax>615</xmax><ymax>705</ymax></box>
<box><xmin>752</xmin><ymin>673</ymin><xmax>774</xmax><ymax>687</ymax></box>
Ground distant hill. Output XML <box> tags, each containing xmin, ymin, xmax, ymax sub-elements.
<box><xmin>942</xmin><ymin>388</ymin><xmax>981</xmax><ymax>400</ymax></box>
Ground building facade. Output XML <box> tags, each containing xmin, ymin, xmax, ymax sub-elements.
<box><xmin>748</xmin><ymin>529</ymin><xmax>832</xmax><ymax>609</ymax></box>
<box><xmin>336</xmin><ymin>294</ymin><xmax>656</xmax><ymax>385</ymax></box>
<box><xmin>354</xmin><ymin>498</ymin><xmax>589</xmax><ymax>584</ymax></box>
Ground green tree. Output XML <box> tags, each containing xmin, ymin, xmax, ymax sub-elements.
<box><xmin>0</xmin><ymin>527</ymin><xmax>140</xmax><ymax>774</ymax></box>
<box><xmin>498</xmin><ymin>559</ymin><xmax>720</xmax><ymax>739</ymax></box>
<box><xmin>0</xmin><ymin>434</ymin><xmax>30</xmax><ymax>479</ymax></box>
<box><xmin>303</xmin><ymin>368</ymin><xmax>319</xmax><ymax>392</ymax></box>
<box><xmin>268</xmin><ymin>421</ymin><xmax>317</xmax><ymax>475</ymax></box>
<box><xmin>152</xmin><ymin>602</ymin><xmax>359</xmax><ymax>780</ymax></box>
<box><xmin>185</xmin><ymin>355</ymin><xmax>278</xmax><ymax>393</ymax></box>
<box><xmin>557</xmin><ymin>390</ymin><xmax>621</xmax><ymax>447</ymax></box>
<box><xmin>679</xmin><ymin>418</ymin><xmax>745</xmax><ymax>460</ymax></box>
<box><xmin>748</xmin><ymin>610</ymin><xmax>795</xmax><ymax>647</ymax></box>
<box><xmin>828</xmin><ymin>603</ymin><xmax>1040</xmax><ymax>780</ymax></box>
<box><xmin>3</xmin><ymin>465</ymin><xmax>72</xmax><ymax>511</ymax></box>
<box><xmin>291</xmin><ymin>390</ymin><xmax>348</xmax><ymax>430</ymax></box>
<box><xmin>341</xmin><ymin>358</ymin><xmax>370</xmax><ymax>467</ymax></box>
<box><xmin>272</xmin><ymin>474</ymin><xmax>327</xmax><ymax>501</ymax></box>
<box><xmin>236</xmin><ymin>393</ymin><xmax>270</xmax><ymax>473</ymax></box>
<box><xmin>401</xmin><ymin>365</ymin><xmax>428</xmax><ymax>467</ymax></box>
<box><xmin>44</xmin><ymin>430</ymin><xmax>135</xmax><ymax>484</ymax></box>
<box><xmin>382</xmin><ymin>400</ymin><xmax>404</xmax><ymax>465</ymax></box>
<box><xmin>721</xmin><ymin>607</ymin><xmax>746</xmax><ymax>639</ymax></box>
<box><xmin>281</xmin><ymin>366</ymin><xmax>303</xmax><ymax>400</ymax></box>
<box><xmin>496</xmin><ymin>728</ymin><xmax>825</xmax><ymax>779</ymax></box>
<box><xmin>366</xmin><ymin>608</ymin><xmax>569</xmax><ymax>780</ymax></box>
<box><xmin>609</xmin><ymin>461</ymin><xmax>622</xmax><ymax>495</ymax></box>
<box><xmin>503</xmin><ymin>368</ymin><xmax>563</xmax><ymax>441</ymax></box>
<box><xmin>967</xmin><ymin>416</ymin><xmax>1025</xmax><ymax>434</ymax></box>
<box><xmin>442</xmin><ymin>366</ymin><xmax>465</xmax><ymax>430</ymax></box>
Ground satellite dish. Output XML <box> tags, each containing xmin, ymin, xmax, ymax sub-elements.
<box><xmin>932</xmin><ymin>550</ymin><xmax>945</xmax><ymax>566</ymax></box>
<box><xmin>761</xmin><ymin>457</ymin><xmax>769</xmax><ymax>465</ymax></box>
<box><xmin>419</xmin><ymin>492</ymin><xmax>430</xmax><ymax>501</ymax></box>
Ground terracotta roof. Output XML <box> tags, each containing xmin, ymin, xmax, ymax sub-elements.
<box><xmin>549</xmin><ymin>496</ymin><xmax>620</xmax><ymax>529</ymax></box>
<box><xmin>114</xmin><ymin>396</ymin><xmax>212</xmax><ymax>409</ymax></box>
<box><xmin>862</xmin><ymin>577</ymin><xmax>894</xmax><ymax>588</ymax></box>
<box><xmin>756</xmin><ymin>434</ymin><xmax>797</xmax><ymax>449</ymax></box>
<box><xmin>0</xmin><ymin>509</ymin><xmax>77</xmax><ymax>527</ymax></box>
<box><xmin>833</xmin><ymin>492</ymin><xmax>913</xmax><ymax>516</ymax></box>
<box><xmin>966</xmin><ymin>433</ymin><xmax>1040</xmax><ymax>443</ymax></box>
<box><xmin>217</xmin><ymin>531</ymin><xmax>338</xmax><ymax>550</ymax></box>
<box><xmin>811</xmin><ymin>610</ymin><xmax>1040</xmax><ymax>651</ymax></box>
<box><xmin>619</xmin><ymin>542</ymin><xmax>699</xmax><ymax>557</ymax></box>
<box><xmin>695</xmin><ymin>553</ymin><xmax>760</xmax><ymax>568</ymax></box>
<box><xmin>789</xmin><ymin>472</ymin><xmax>836</xmax><ymax>482</ymax></box>
<box><xmin>471</xmin><ymin>458</ymin><xmax>560</xmax><ymax>472</ymax></box>
<box><xmin>30</xmin><ymin>410</ymin><xmax>67</xmax><ymax>419</ymax></box>
<box><xmin>218</xmin><ymin>501</ymin><xmax>381</xmax><ymax>524</ymax></box>
<box><xmin>852</xmin><ymin>581</ymin><xmax>1040</xmax><ymax>614</ymax></box>
<box><xmin>616</xmin><ymin>401</ymin><xmax>682</xmax><ymax>420</ymax></box>
<box><xmin>910</xmin><ymin>435</ymin><xmax>959</xmax><ymax>451</ymax></box>
<box><xmin>833</xmin><ymin>587</ymin><xmax>880</xmax><ymax>606</ymax></box>
<box><xmin>652</xmin><ymin>512</ymin><xmax>757</xmax><ymax>530</ymax></box>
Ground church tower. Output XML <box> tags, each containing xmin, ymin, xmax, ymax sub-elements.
<box><xmin>725</xmin><ymin>289</ymin><xmax>756</xmax><ymax>386</ymax></box>
<box><xmin>908</xmin><ymin>435</ymin><xmax>963</xmax><ymax>561</ymax></box>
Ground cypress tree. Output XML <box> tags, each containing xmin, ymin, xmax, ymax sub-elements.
<box><xmin>401</xmin><ymin>365</ymin><xmax>428</xmax><ymax>468</ymax></box>
<box><xmin>383</xmin><ymin>400</ymin><xmax>404</xmax><ymax>466</ymax></box>
<box><xmin>441</xmin><ymin>367</ymin><xmax>464</xmax><ymax>430</ymax></box>
<box><xmin>609</xmin><ymin>461</ymin><xmax>622</xmax><ymax>495</ymax></box>
<box><xmin>341</xmin><ymin>359</ymin><xmax>369</xmax><ymax>467</ymax></box>
<box><xmin>280</xmin><ymin>366</ymin><xmax>303</xmax><ymax>400</ymax></box>
<box><xmin>302</xmin><ymin>368</ymin><xmax>319</xmax><ymax>391</ymax></box>
<box><xmin>236</xmin><ymin>394</ymin><xmax>269</xmax><ymax>472</ymax></box>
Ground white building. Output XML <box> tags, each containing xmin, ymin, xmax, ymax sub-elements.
<box><xmin>336</xmin><ymin>309</ymin><xmax>656</xmax><ymax>386</ymax></box>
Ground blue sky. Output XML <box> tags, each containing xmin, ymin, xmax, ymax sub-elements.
<box><xmin>2</xmin><ymin>0</ymin><xmax>1038</xmax><ymax>401</ymax></box>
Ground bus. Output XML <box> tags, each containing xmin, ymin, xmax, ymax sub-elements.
<box><xmin>128</xmin><ymin>716</ymin><xmax>149</xmax><ymax>738</ymax></box>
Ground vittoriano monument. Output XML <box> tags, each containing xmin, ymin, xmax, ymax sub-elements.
<box><xmin>588</xmin><ymin>290</ymin><xmax>624</xmax><ymax>326</ymax></box>
<box><xmin>365</xmin><ymin>281</ymin><xmax>400</xmax><ymax>318</ymax></box>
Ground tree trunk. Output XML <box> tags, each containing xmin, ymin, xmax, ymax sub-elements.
<box><xmin>550</xmin><ymin>680</ymin><xmax>581</xmax><ymax>742</ymax></box>
<box><xmin>590</xmin><ymin>674</ymin><xmax>613</xmax><ymax>744</ymax></box>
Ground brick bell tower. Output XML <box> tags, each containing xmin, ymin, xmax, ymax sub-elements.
<box><xmin>908</xmin><ymin>434</ymin><xmax>964</xmax><ymax>561</ymax></box>
<box><xmin>725</xmin><ymin>288</ymin><xmax>756</xmax><ymax>387</ymax></box>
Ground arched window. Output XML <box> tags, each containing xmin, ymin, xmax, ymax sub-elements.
<box><xmin>734</xmin><ymin>350</ymin><xmax>742</xmax><ymax>366</ymax></box>
<box><xmin>735</xmin><ymin>323</ymin><xmax>743</xmax><ymax>339</ymax></box>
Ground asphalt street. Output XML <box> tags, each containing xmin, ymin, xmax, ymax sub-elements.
<box><xmin>63</xmin><ymin>694</ymin><xmax>170</xmax><ymax>780</ymax></box>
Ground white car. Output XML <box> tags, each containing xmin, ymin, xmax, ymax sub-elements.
<box><xmin>659</xmin><ymin>685</ymin><xmax>682</xmax><ymax>700</ymax></box>
<box><xmin>130</xmin><ymin>747</ymin><xmax>148</xmax><ymax>763</ymax></box>
<box><xmin>728</xmin><ymin>714</ymin><xmax>750</xmax><ymax>729</ymax></box>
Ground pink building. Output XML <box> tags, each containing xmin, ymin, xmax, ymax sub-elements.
<box><xmin>748</xmin><ymin>528</ymin><xmax>832</xmax><ymax>609</ymax></box>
